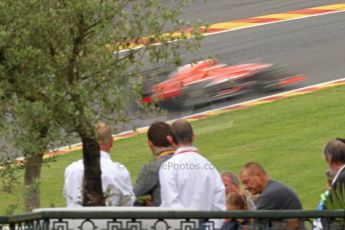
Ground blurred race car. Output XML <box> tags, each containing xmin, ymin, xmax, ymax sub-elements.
<box><xmin>142</xmin><ymin>59</ymin><xmax>306</xmax><ymax>109</ymax></box>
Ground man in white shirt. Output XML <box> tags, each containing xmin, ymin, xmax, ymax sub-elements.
<box><xmin>63</xmin><ymin>122</ymin><xmax>135</xmax><ymax>207</ymax></box>
<box><xmin>159</xmin><ymin>119</ymin><xmax>225</xmax><ymax>212</ymax></box>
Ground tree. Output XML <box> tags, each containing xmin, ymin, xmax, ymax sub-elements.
<box><xmin>0</xmin><ymin>0</ymin><xmax>203</xmax><ymax>211</ymax></box>
<box><xmin>0</xmin><ymin>100</ymin><xmax>61</xmax><ymax>211</ymax></box>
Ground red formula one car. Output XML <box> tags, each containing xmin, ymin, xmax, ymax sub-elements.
<box><xmin>142</xmin><ymin>59</ymin><xmax>306</xmax><ymax>109</ymax></box>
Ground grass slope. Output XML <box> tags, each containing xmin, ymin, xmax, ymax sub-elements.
<box><xmin>1</xmin><ymin>85</ymin><xmax>345</xmax><ymax>214</ymax></box>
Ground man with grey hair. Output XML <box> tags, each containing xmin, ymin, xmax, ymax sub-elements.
<box><xmin>221</xmin><ymin>171</ymin><xmax>240</xmax><ymax>194</ymax></box>
<box><xmin>323</xmin><ymin>138</ymin><xmax>345</xmax><ymax>190</ymax></box>
<box><xmin>63</xmin><ymin>121</ymin><xmax>135</xmax><ymax>207</ymax></box>
<box><xmin>318</xmin><ymin>138</ymin><xmax>345</xmax><ymax>228</ymax></box>
<box><xmin>159</xmin><ymin>119</ymin><xmax>225</xmax><ymax>218</ymax></box>
<box><xmin>222</xmin><ymin>171</ymin><xmax>257</xmax><ymax>210</ymax></box>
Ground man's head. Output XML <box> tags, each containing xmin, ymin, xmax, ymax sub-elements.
<box><xmin>323</xmin><ymin>139</ymin><xmax>345</xmax><ymax>175</ymax></box>
<box><xmin>147</xmin><ymin>121</ymin><xmax>176</xmax><ymax>155</ymax></box>
<box><xmin>240</xmin><ymin>162</ymin><xmax>269</xmax><ymax>195</ymax></box>
<box><xmin>170</xmin><ymin>119</ymin><xmax>194</xmax><ymax>146</ymax></box>
<box><xmin>221</xmin><ymin>171</ymin><xmax>240</xmax><ymax>194</ymax></box>
<box><xmin>96</xmin><ymin>121</ymin><xmax>113</xmax><ymax>152</ymax></box>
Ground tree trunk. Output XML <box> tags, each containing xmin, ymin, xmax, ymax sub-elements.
<box><xmin>80</xmin><ymin>133</ymin><xmax>105</xmax><ymax>206</ymax></box>
<box><xmin>24</xmin><ymin>153</ymin><xmax>43</xmax><ymax>211</ymax></box>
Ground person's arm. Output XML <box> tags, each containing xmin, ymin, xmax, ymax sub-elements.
<box><xmin>159</xmin><ymin>162</ymin><xmax>183</xmax><ymax>208</ymax></box>
<box><xmin>63</xmin><ymin>165</ymin><xmax>83</xmax><ymax>207</ymax></box>
<box><xmin>134</xmin><ymin>163</ymin><xmax>159</xmax><ymax>197</ymax></box>
<box><xmin>256</xmin><ymin>194</ymin><xmax>276</xmax><ymax>210</ymax></box>
<box><xmin>105</xmin><ymin>163</ymin><xmax>135</xmax><ymax>207</ymax></box>
<box><xmin>213</xmin><ymin>173</ymin><xmax>226</xmax><ymax>211</ymax></box>
<box><xmin>119</xmin><ymin>169</ymin><xmax>136</xmax><ymax>206</ymax></box>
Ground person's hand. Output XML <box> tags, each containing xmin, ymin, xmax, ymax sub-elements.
<box><xmin>134</xmin><ymin>195</ymin><xmax>152</xmax><ymax>206</ymax></box>
<box><xmin>252</xmin><ymin>194</ymin><xmax>260</xmax><ymax>203</ymax></box>
<box><xmin>242</xmin><ymin>189</ymin><xmax>260</xmax><ymax>204</ymax></box>
<box><xmin>144</xmin><ymin>196</ymin><xmax>152</xmax><ymax>206</ymax></box>
<box><xmin>241</xmin><ymin>189</ymin><xmax>252</xmax><ymax>198</ymax></box>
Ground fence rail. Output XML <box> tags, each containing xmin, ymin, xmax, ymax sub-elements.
<box><xmin>1</xmin><ymin>208</ymin><xmax>345</xmax><ymax>230</ymax></box>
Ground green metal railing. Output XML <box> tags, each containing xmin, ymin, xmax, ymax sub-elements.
<box><xmin>1</xmin><ymin>209</ymin><xmax>345</xmax><ymax>229</ymax></box>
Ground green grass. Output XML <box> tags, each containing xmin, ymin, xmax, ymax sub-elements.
<box><xmin>1</xmin><ymin>84</ymin><xmax>345</xmax><ymax>214</ymax></box>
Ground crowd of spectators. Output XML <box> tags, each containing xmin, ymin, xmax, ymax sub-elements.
<box><xmin>63</xmin><ymin>120</ymin><xmax>345</xmax><ymax>230</ymax></box>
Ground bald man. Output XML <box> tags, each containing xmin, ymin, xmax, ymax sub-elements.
<box><xmin>240</xmin><ymin>162</ymin><xmax>302</xmax><ymax>210</ymax></box>
<box><xmin>63</xmin><ymin>122</ymin><xmax>135</xmax><ymax>207</ymax></box>
<box><xmin>159</xmin><ymin>119</ymin><xmax>225</xmax><ymax>211</ymax></box>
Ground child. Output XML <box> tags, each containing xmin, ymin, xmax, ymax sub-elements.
<box><xmin>222</xmin><ymin>192</ymin><xmax>249</xmax><ymax>230</ymax></box>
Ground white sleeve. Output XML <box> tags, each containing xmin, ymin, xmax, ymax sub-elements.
<box><xmin>211</xmin><ymin>171</ymin><xmax>226</xmax><ymax>229</ymax></box>
<box><xmin>212</xmin><ymin>172</ymin><xmax>226</xmax><ymax>211</ymax></box>
<box><xmin>104</xmin><ymin>163</ymin><xmax>135</xmax><ymax>207</ymax></box>
<box><xmin>159</xmin><ymin>161</ymin><xmax>183</xmax><ymax>208</ymax></box>
<box><xmin>63</xmin><ymin>164</ymin><xmax>83</xmax><ymax>207</ymax></box>
<box><xmin>117</xmin><ymin>167</ymin><xmax>136</xmax><ymax>206</ymax></box>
